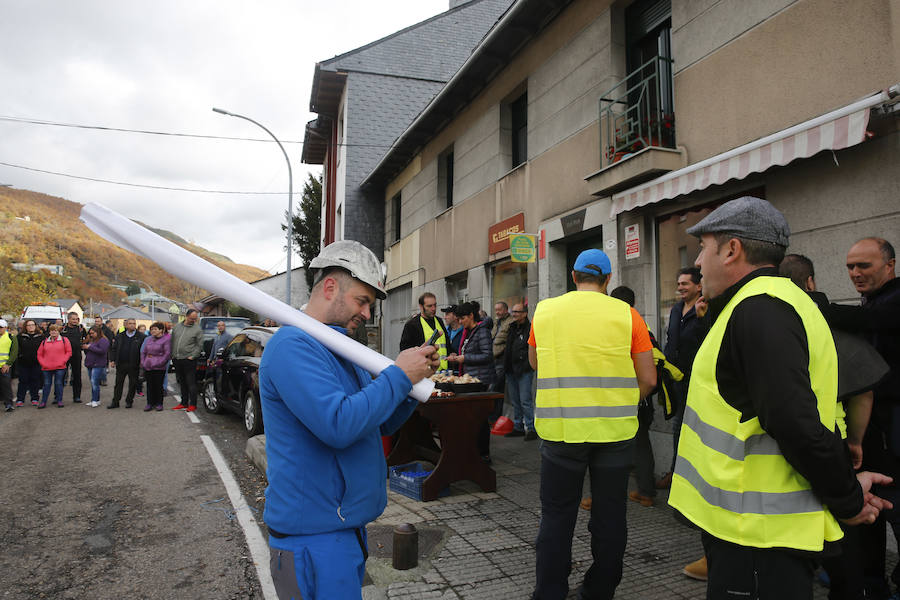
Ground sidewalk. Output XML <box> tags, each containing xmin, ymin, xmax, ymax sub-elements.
<box><xmin>363</xmin><ymin>432</ymin><xmax>895</xmax><ymax>599</ymax></box>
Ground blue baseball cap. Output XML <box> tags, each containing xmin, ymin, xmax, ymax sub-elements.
<box><xmin>573</xmin><ymin>249</ymin><xmax>612</xmax><ymax>276</ymax></box>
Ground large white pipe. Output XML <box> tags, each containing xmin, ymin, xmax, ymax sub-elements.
<box><xmin>80</xmin><ymin>203</ymin><xmax>434</xmax><ymax>402</ymax></box>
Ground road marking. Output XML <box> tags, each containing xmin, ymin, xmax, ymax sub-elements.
<box><xmin>187</xmin><ymin>410</ymin><xmax>200</xmax><ymax>424</ymax></box>
<box><xmin>200</xmin><ymin>435</ymin><xmax>276</xmax><ymax>600</ymax></box>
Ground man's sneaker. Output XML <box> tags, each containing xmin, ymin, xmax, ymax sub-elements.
<box><xmin>137</xmin><ymin>391</ymin><xmax>144</xmax><ymax>397</ymax></box>
<box><xmin>172</xmin><ymin>404</ymin><xmax>186</xmax><ymax>410</ymax></box>
<box><xmin>682</xmin><ymin>556</ymin><xmax>708</xmax><ymax>581</ymax></box>
<box><xmin>125</xmin><ymin>403</ymin><xmax>133</xmax><ymax>409</ymax></box>
<box><xmin>143</xmin><ymin>404</ymin><xmax>153</xmax><ymax>412</ymax></box>
<box><xmin>186</xmin><ymin>406</ymin><xmax>197</xmax><ymax>412</ymax></box>
<box><xmin>107</xmin><ymin>403</ymin><xmax>119</xmax><ymax>409</ymax></box>
<box><xmin>628</xmin><ymin>490</ymin><xmax>654</xmax><ymax>507</ymax></box>
<box><xmin>73</xmin><ymin>398</ymin><xmax>81</xmax><ymax>404</ymax></box>
<box><xmin>91</xmin><ymin>401</ymin><xmax>101</xmax><ymax>407</ymax></box>
<box><xmin>655</xmin><ymin>472</ymin><xmax>673</xmax><ymax>489</ymax></box>
<box><xmin>15</xmin><ymin>401</ymin><xmax>24</xmax><ymax>407</ymax></box>
<box><xmin>155</xmin><ymin>404</ymin><xmax>164</xmax><ymax>411</ymax></box>
<box><xmin>37</xmin><ymin>402</ymin><xmax>46</xmax><ymax>409</ymax></box>
<box><xmin>31</xmin><ymin>400</ymin><xmax>39</xmax><ymax>406</ymax></box>
<box><xmin>4</xmin><ymin>404</ymin><xmax>12</xmax><ymax>412</ymax></box>
<box><xmin>56</xmin><ymin>401</ymin><xmax>64</xmax><ymax>408</ymax></box>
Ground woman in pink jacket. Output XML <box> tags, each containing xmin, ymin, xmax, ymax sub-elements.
<box><xmin>140</xmin><ymin>322</ymin><xmax>171</xmax><ymax>412</ymax></box>
<box><xmin>37</xmin><ymin>325</ymin><xmax>72</xmax><ymax>408</ymax></box>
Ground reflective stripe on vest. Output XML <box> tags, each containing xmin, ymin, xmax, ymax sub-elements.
<box><xmin>531</xmin><ymin>290</ymin><xmax>639</xmax><ymax>443</ymax></box>
<box><xmin>420</xmin><ymin>317</ymin><xmax>448</xmax><ymax>370</ymax></box>
<box><xmin>0</xmin><ymin>332</ymin><xmax>11</xmax><ymax>366</ymax></box>
<box><xmin>669</xmin><ymin>276</ymin><xmax>842</xmax><ymax>551</ymax></box>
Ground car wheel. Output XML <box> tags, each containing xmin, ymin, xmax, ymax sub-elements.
<box><xmin>202</xmin><ymin>378</ymin><xmax>223</xmax><ymax>414</ymax></box>
<box><xmin>243</xmin><ymin>389</ymin><xmax>264</xmax><ymax>436</ymax></box>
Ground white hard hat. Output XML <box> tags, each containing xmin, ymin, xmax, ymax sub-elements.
<box><xmin>309</xmin><ymin>240</ymin><xmax>386</xmax><ymax>299</ymax></box>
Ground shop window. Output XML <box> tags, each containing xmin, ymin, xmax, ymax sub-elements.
<box><xmin>492</xmin><ymin>261</ymin><xmax>527</xmax><ymax>313</ymax></box>
<box><xmin>445</xmin><ymin>271</ymin><xmax>469</xmax><ymax>305</ymax></box>
<box><xmin>438</xmin><ymin>147</ymin><xmax>454</xmax><ymax>209</ymax></box>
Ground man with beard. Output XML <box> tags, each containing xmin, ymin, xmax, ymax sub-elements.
<box><xmin>260</xmin><ymin>240</ymin><xmax>438</xmax><ymax>600</ymax></box>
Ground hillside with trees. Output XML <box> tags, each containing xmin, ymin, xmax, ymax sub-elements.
<box><xmin>0</xmin><ymin>188</ymin><xmax>269</xmax><ymax>315</ymax></box>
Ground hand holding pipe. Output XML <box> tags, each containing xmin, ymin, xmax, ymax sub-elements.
<box><xmin>79</xmin><ymin>203</ymin><xmax>434</xmax><ymax>402</ymax></box>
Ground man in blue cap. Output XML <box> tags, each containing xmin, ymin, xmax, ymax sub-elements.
<box><xmin>528</xmin><ymin>248</ymin><xmax>657</xmax><ymax>600</ymax></box>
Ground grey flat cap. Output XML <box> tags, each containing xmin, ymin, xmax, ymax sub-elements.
<box><xmin>686</xmin><ymin>196</ymin><xmax>790</xmax><ymax>247</ymax></box>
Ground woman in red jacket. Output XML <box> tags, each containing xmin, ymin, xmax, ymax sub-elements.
<box><xmin>37</xmin><ymin>325</ymin><xmax>72</xmax><ymax>408</ymax></box>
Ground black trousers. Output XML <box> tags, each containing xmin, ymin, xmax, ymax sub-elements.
<box><xmin>173</xmin><ymin>358</ymin><xmax>198</xmax><ymax>407</ymax></box>
<box><xmin>702</xmin><ymin>532</ymin><xmax>816</xmax><ymax>600</ymax></box>
<box><xmin>15</xmin><ymin>363</ymin><xmax>42</xmax><ymax>403</ymax></box>
<box><xmin>67</xmin><ymin>355</ymin><xmax>82</xmax><ymax>401</ymax></box>
<box><xmin>0</xmin><ymin>372</ymin><xmax>11</xmax><ymax>406</ymax></box>
<box><xmin>533</xmin><ymin>441</ymin><xmax>632</xmax><ymax>600</ymax></box>
<box><xmin>111</xmin><ymin>364</ymin><xmax>139</xmax><ymax>406</ymax></box>
<box><xmin>145</xmin><ymin>369</ymin><xmax>165</xmax><ymax>408</ymax></box>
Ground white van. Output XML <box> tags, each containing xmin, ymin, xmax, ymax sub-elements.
<box><xmin>20</xmin><ymin>304</ymin><xmax>65</xmax><ymax>324</ymax></box>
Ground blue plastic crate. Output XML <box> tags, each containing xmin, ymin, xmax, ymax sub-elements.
<box><xmin>389</xmin><ymin>462</ymin><xmax>449</xmax><ymax>501</ymax></box>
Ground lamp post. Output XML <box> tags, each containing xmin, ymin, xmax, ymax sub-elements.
<box><xmin>212</xmin><ymin>107</ymin><xmax>293</xmax><ymax>306</ymax></box>
<box><xmin>129</xmin><ymin>279</ymin><xmax>157</xmax><ymax>321</ymax></box>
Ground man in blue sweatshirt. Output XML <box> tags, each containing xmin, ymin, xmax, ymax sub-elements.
<box><xmin>260</xmin><ymin>240</ymin><xmax>438</xmax><ymax>600</ymax></box>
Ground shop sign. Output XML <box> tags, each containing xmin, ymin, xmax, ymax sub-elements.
<box><xmin>509</xmin><ymin>234</ymin><xmax>536</xmax><ymax>263</ymax></box>
<box><xmin>625</xmin><ymin>224</ymin><xmax>640</xmax><ymax>260</ymax></box>
<box><xmin>488</xmin><ymin>212</ymin><xmax>525</xmax><ymax>254</ymax></box>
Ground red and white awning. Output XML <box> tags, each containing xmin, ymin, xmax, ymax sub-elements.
<box><xmin>611</xmin><ymin>89</ymin><xmax>894</xmax><ymax>217</ymax></box>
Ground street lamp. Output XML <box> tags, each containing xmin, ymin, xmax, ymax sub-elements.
<box><xmin>129</xmin><ymin>278</ymin><xmax>158</xmax><ymax>321</ymax></box>
<box><xmin>212</xmin><ymin>107</ymin><xmax>293</xmax><ymax>306</ymax></box>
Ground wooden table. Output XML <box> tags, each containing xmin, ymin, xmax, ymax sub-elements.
<box><xmin>387</xmin><ymin>392</ymin><xmax>502</xmax><ymax>501</ymax></box>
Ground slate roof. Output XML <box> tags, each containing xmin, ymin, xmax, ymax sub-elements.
<box><xmin>102</xmin><ymin>306</ymin><xmax>156</xmax><ymax>321</ymax></box>
<box><xmin>51</xmin><ymin>299</ymin><xmax>80</xmax><ymax>311</ymax></box>
<box><xmin>303</xmin><ymin>0</ymin><xmax>514</xmax><ymax>164</ymax></box>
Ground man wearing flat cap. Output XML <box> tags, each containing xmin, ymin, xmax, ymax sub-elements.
<box><xmin>668</xmin><ymin>196</ymin><xmax>892</xmax><ymax>598</ymax></box>
<box><xmin>528</xmin><ymin>248</ymin><xmax>657</xmax><ymax>599</ymax></box>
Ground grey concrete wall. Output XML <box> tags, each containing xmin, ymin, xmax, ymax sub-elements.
<box><xmin>250</xmin><ymin>269</ymin><xmax>310</xmax><ymax>311</ymax></box>
<box><xmin>453</xmin><ymin>105</ymin><xmax>502</xmax><ymax>203</ymax></box>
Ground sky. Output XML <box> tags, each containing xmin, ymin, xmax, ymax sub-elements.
<box><xmin>0</xmin><ymin>0</ymin><xmax>451</xmax><ymax>273</ymax></box>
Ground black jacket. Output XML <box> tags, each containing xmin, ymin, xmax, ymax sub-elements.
<box><xmin>504</xmin><ymin>319</ymin><xmax>533</xmax><ymax>376</ymax></box>
<box><xmin>16</xmin><ymin>332</ymin><xmax>45</xmax><ymax>368</ymax></box>
<box><xmin>704</xmin><ymin>268</ymin><xmax>861</xmax><ymax>523</ymax></box>
<box><xmin>664</xmin><ymin>300</ymin><xmax>705</xmax><ymax>376</ymax></box>
<box><xmin>111</xmin><ymin>331</ymin><xmax>145</xmax><ymax>368</ymax></box>
<box><xmin>459</xmin><ymin>322</ymin><xmax>495</xmax><ymax>386</ymax></box>
<box><xmin>398</xmin><ymin>314</ymin><xmax>450</xmax><ymax>352</ymax></box>
<box><xmin>60</xmin><ymin>324</ymin><xmax>86</xmax><ymax>361</ymax></box>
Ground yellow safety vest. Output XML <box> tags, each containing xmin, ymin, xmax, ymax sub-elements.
<box><xmin>651</xmin><ymin>344</ymin><xmax>684</xmax><ymax>418</ymax></box>
<box><xmin>532</xmin><ymin>291</ymin><xmax>640</xmax><ymax>443</ymax></box>
<box><xmin>0</xmin><ymin>332</ymin><xmax>11</xmax><ymax>366</ymax></box>
<box><xmin>420</xmin><ymin>317</ymin><xmax>448</xmax><ymax>370</ymax></box>
<box><xmin>669</xmin><ymin>276</ymin><xmax>842</xmax><ymax>551</ymax></box>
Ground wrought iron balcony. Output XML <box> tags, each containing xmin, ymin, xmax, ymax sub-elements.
<box><xmin>599</xmin><ymin>55</ymin><xmax>675</xmax><ymax>168</ymax></box>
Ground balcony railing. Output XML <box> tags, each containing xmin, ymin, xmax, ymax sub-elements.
<box><xmin>599</xmin><ymin>55</ymin><xmax>675</xmax><ymax>168</ymax></box>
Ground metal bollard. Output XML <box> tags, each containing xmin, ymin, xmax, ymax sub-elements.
<box><xmin>392</xmin><ymin>523</ymin><xmax>418</xmax><ymax>570</ymax></box>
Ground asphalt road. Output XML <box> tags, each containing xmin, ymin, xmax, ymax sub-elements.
<box><xmin>0</xmin><ymin>368</ymin><xmax>268</xmax><ymax>599</ymax></box>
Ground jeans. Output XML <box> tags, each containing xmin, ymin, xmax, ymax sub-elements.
<box><xmin>87</xmin><ymin>366</ymin><xmax>105</xmax><ymax>404</ymax></box>
<box><xmin>506</xmin><ymin>370</ymin><xmax>534</xmax><ymax>432</ymax></box>
<box><xmin>16</xmin><ymin>363</ymin><xmax>42</xmax><ymax>404</ymax></box>
<box><xmin>534</xmin><ymin>439</ymin><xmax>634</xmax><ymax>600</ymax></box>
<box><xmin>173</xmin><ymin>358</ymin><xmax>198</xmax><ymax>407</ymax></box>
<box><xmin>42</xmin><ymin>369</ymin><xmax>65</xmax><ymax>404</ymax></box>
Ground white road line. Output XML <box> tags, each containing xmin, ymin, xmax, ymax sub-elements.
<box><xmin>187</xmin><ymin>410</ymin><xmax>200</xmax><ymax>424</ymax></box>
<box><xmin>200</xmin><ymin>435</ymin><xmax>276</xmax><ymax>600</ymax></box>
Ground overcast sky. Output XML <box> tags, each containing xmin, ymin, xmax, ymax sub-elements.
<box><xmin>0</xmin><ymin>1</ymin><xmax>450</xmax><ymax>273</ymax></box>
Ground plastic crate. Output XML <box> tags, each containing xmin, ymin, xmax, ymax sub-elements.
<box><xmin>389</xmin><ymin>462</ymin><xmax>449</xmax><ymax>501</ymax></box>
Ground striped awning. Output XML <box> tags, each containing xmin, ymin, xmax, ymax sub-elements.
<box><xmin>611</xmin><ymin>89</ymin><xmax>894</xmax><ymax>217</ymax></box>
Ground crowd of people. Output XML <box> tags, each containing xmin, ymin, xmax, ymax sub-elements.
<box><xmin>0</xmin><ymin>308</ymin><xmax>234</xmax><ymax>415</ymax></box>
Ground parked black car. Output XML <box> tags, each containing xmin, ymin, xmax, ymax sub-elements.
<box><xmin>201</xmin><ymin>325</ymin><xmax>275</xmax><ymax>436</ymax></box>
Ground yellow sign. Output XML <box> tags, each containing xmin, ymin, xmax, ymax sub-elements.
<box><xmin>509</xmin><ymin>234</ymin><xmax>536</xmax><ymax>263</ymax></box>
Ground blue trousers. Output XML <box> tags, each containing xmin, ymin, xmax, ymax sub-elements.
<box><xmin>269</xmin><ymin>528</ymin><xmax>367</xmax><ymax>600</ymax></box>
<box><xmin>506</xmin><ymin>370</ymin><xmax>534</xmax><ymax>432</ymax></box>
<box><xmin>87</xmin><ymin>367</ymin><xmax>105</xmax><ymax>404</ymax></box>
<box><xmin>42</xmin><ymin>369</ymin><xmax>65</xmax><ymax>404</ymax></box>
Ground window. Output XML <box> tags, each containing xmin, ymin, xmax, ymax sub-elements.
<box><xmin>438</xmin><ymin>147</ymin><xmax>454</xmax><ymax>209</ymax></box>
<box><xmin>392</xmin><ymin>192</ymin><xmax>402</xmax><ymax>242</ymax></box>
<box><xmin>492</xmin><ymin>261</ymin><xmax>527</xmax><ymax>313</ymax></box>
<box><xmin>511</xmin><ymin>93</ymin><xmax>527</xmax><ymax>168</ymax></box>
<box><xmin>226</xmin><ymin>334</ymin><xmax>261</xmax><ymax>359</ymax></box>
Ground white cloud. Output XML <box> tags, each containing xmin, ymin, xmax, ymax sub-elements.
<box><xmin>0</xmin><ymin>0</ymin><xmax>449</xmax><ymax>271</ymax></box>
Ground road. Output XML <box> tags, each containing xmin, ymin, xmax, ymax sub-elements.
<box><xmin>0</xmin><ymin>370</ymin><xmax>268</xmax><ymax>600</ymax></box>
